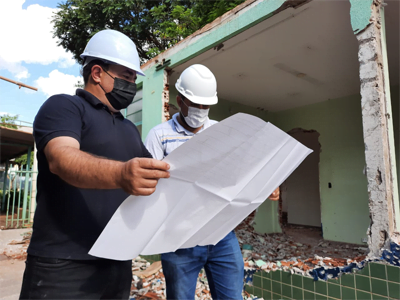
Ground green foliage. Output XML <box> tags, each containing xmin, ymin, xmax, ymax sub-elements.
<box><xmin>52</xmin><ymin>0</ymin><xmax>246</xmax><ymax>62</ymax></box>
<box><xmin>1</xmin><ymin>114</ymin><xmax>19</xmax><ymax>129</ymax></box>
<box><xmin>193</xmin><ymin>0</ymin><xmax>245</xmax><ymax>26</ymax></box>
<box><xmin>15</xmin><ymin>152</ymin><xmax>34</xmax><ymax>169</ymax></box>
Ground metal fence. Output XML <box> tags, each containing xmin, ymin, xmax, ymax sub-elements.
<box><xmin>1</xmin><ymin>166</ymin><xmax>37</xmax><ymax>229</ymax></box>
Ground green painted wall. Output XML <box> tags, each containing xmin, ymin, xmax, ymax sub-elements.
<box><xmin>169</xmin><ymin>88</ymin><xmax>375</xmax><ymax>243</ymax></box>
<box><xmin>271</xmin><ymin>94</ymin><xmax>370</xmax><ymax>244</ymax></box>
<box><xmin>145</xmin><ymin>76</ymin><xmax>397</xmax><ymax>244</ymax></box>
<box><xmin>349</xmin><ymin>0</ymin><xmax>374</xmax><ymax>34</ymax></box>
<box><xmin>209</xmin><ymin>92</ymin><xmax>374</xmax><ymax>243</ymax></box>
<box><xmin>253</xmin><ymin>200</ymin><xmax>282</xmax><ymax>234</ymax></box>
<box><xmin>141</xmin><ymin>66</ymin><xmax>164</xmax><ymax>140</ymax></box>
<box><xmin>137</xmin><ymin>0</ymin><xmax>398</xmax><ymax>246</ymax></box>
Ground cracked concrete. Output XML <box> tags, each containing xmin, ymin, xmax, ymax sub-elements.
<box><xmin>162</xmin><ymin>69</ymin><xmax>171</xmax><ymax>122</ymax></box>
<box><xmin>356</xmin><ymin>1</ymin><xmax>397</xmax><ymax>256</ymax></box>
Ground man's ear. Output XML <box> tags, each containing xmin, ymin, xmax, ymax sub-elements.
<box><xmin>90</xmin><ymin>65</ymin><xmax>103</xmax><ymax>84</ymax></box>
<box><xmin>176</xmin><ymin>95</ymin><xmax>182</xmax><ymax>108</ymax></box>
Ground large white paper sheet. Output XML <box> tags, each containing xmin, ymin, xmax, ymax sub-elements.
<box><xmin>89</xmin><ymin>113</ymin><xmax>312</xmax><ymax>260</ymax></box>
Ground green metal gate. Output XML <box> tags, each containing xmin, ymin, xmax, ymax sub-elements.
<box><xmin>1</xmin><ymin>166</ymin><xmax>37</xmax><ymax>229</ymax></box>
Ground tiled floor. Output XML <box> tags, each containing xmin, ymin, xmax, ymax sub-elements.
<box><xmin>245</xmin><ymin>262</ymin><xmax>400</xmax><ymax>300</ymax></box>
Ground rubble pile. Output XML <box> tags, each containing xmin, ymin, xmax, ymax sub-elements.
<box><xmin>131</xmin><ymin>257</ymin><xmax>216</xmax><ymax>300</ymax></box>
<box><xmin>1</xmin><ymin>211</ymin><xmax>371</xmax><ymax>299</ymax></box>
<box><xmin>235</xmin><ymin>212</ymin><xmax>368</xmax><ymax>277</ymax></box>
<box><xmin>131</xmin><ymin>257</ymin><xmax>166</xmax><ymax>300</ymax></box>
<box><xmin>130</xmin><ymin>257</ymin><xmax>259</xmax><ymax>300</ymax></box>
<box><xmin>2</xmin><ymin>231</ymin><xmax>31</xmax><ymax>260</ymax></box>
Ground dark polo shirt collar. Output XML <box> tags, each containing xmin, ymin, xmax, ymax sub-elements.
<box><xmin>76</xmin><ymin>88</ymin><xmax>124</xmax><ymax>119</ymax></box>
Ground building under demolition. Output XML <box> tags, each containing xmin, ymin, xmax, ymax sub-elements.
<box><xmin>123</xmin><ymin>0</ymin><xmax>399</xmax><ymax>299</ymax></box>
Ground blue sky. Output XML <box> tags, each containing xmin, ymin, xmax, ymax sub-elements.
<box><xmin>0</xmin><ymin>0</ymin><xmax>82</xmax><ymax>124</ymax></box>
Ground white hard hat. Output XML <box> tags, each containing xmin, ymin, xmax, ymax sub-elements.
<box><xmin>175</xmin><ymin>64</ymin><xmax>218</xmax><ymax>105</ymax></box>
<box><xmin>81</xmin><ymin>29</ymin><xmax>144</xmax><ymax>76</ymax></box>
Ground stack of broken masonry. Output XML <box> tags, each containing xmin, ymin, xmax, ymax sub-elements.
<box><xmin>130</xmin><ymin>256</ymin><xmax>256</xmax><ymax>300</ymax></box>
<box><xmin>129</xmin><ymin>211</ymin><xmax>369</xmax><ymax>299</ymax></box>
<box><xmin>235</xmin><ymin>211</ymin><xmax>369</xmax><ymax>284</ymax></box>
<box><xmin>130</xmin><ymin>256</ymin><xmax>215</xmax><ymax>300</ymax></box>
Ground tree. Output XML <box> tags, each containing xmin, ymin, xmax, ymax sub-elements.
<box><xmin>1</xmin><ymin>114</ymin><xmax>19</xmax><ymax>129</ymax></box>
<box><xmin>15</xmin><ymin>152</ymin><xmax>34</xmax><ymax>169</ymax></box>
<box><xmin>52</xmin><ymin>0</ymin><xmax>246</xmax><ymax>63</ymax></box>
<box><xmin>192</xmin><ymin>0</ymin><xmax>245</xmax><ymax>26</ymax></box>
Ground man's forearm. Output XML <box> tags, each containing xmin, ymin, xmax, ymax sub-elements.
<box><xmin>44</xmin><ymin>136</ymin><xmax>170</xmax><ymax>195</ymax></box>
<box><xmin>48</xmin><ymin>146</ymin><xmax>124</xmax><ymax>189</ymax></box>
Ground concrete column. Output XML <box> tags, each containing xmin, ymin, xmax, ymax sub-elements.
<box><xmin>355</xmin><ymin>0</ymin><xmax>399</xmax><ymax>256</ymax></box>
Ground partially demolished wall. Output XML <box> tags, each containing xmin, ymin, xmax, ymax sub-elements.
<box><xmin>354</xmin><ymin>0</ymin><xmax>400</xmax><ymax>256</ymax></box>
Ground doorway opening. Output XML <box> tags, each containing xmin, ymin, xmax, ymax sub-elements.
<box><xmin>280</xmin><ymin>129</ymin><xmax>322</xmax><ymax>239</ymax></box>
<box><xmin>280</xmin><ymin>128</ymin><xmax>324</xmax><ymax>248</ymax></box>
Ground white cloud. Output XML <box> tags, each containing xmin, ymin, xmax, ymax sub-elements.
<box><xmin>0</xmin><ymin>57</ymin><xmax>29</xmax><ymax>79</ymax></box>
<box><xmin>35</xmin><ymin>70</ymin><xmax>82</xmax><ymax>97</ymax></box>
<box><xmin>58</xmin><ymin>56</ymin><xmax>76</xmax><ymax>68</ymax></box>
<box><xmin>0</xmin><ymin>0</ymin><xmax>78</xmax><ymax>78</ymax></box>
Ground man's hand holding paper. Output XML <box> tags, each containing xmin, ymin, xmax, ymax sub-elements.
<box><xmin>89</xmin><ymin>113</ymin><xmax>312</xmax><ymax>260</ymax></box>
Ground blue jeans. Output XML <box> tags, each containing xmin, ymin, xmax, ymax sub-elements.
<box><xmin>161</xmin><ymin>231</ymin><xmax>244</xmax><ymax>300</ymax></box>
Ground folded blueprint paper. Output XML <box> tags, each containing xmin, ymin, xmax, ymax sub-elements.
<box><xmin>89</xmin><ymin>113</ymin><xmax>312</xmax><ymax>260</ymax></box>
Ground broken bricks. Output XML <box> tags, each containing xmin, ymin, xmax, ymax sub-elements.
<box><xmin>236</xmin><ymin>211</ymin><xmax>368</xmax><ymax>280</ymax></box>
<box><xmin>130</xmin><ymin>257</ymin><xmax>263</xmax><ymax>300</ymax></box>
<box><xmin>131</xmin><ymin>257</ymin><xmax>214</xmax><ymax>300</ymax></box>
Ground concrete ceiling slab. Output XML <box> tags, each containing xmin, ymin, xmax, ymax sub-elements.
<box><xmin>0</xmin><ymin>127</ymin><xmax>34</xmax><ymax>163</ymax></box>
<box><xmin>170</xmin><ymin>0</ymin><xmax>398</xmax><ymax>112</ymax></box>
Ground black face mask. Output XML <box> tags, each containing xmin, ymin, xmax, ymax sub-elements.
<box><xmin>100</xmin><ymin>70</ymin><xmax>137</xmax><ymax>110</ymax></box>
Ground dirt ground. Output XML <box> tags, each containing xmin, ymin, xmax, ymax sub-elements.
<box><xmin>0</xmin><ymin>212</ymin><xmax>31</xmax><ymax>230</ymax></box>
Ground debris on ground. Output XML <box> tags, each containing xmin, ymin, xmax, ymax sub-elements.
<box><xmin>1</xmin><ymin>231</ymin><xmax>260</xmax><ymax>299</ymax></box>
<box><xmin>235</xmin><ymin>211</ymin><xmax>368</xmax><ymax>278</ymax></box>
<box><xmin>131</xmin><ymin>257</ymin><xmax>166</xmax><ymax>299</ymax></box>
<box><xmin>2</xmin><ymin>231</ymin><xmax>31</xmax><ymax>260</ymax></box>
<box><xmin>131</xmin><ymin>256</ymin><xmax>215</xmax><ymax>300</ymax></box>
<box><xmin>1</xmin><ymin>211</ymin><xmax>370</xmax><ymax>298</ymax></box>
<box><xmin>131</xmin><ymin>257</ymin><xmax>260</xmax><ymax>300</ymax></box>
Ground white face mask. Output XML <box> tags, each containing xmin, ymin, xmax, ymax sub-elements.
<box><xmin>181</xmin><ymin>101</ymin><xmax>209</xmax><ymax>128</ymax></box>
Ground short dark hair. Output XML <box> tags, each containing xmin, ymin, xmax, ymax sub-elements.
<box><xmin>81</xmin><ymin>59</ymin><xmax>110</xmax><ymax>86</ymax></box>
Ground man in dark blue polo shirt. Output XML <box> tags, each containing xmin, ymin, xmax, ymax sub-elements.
<box><xmin>19</xmin><ymin>29</ymin><xmax>170</xmax><ymax>299</ymax></box>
